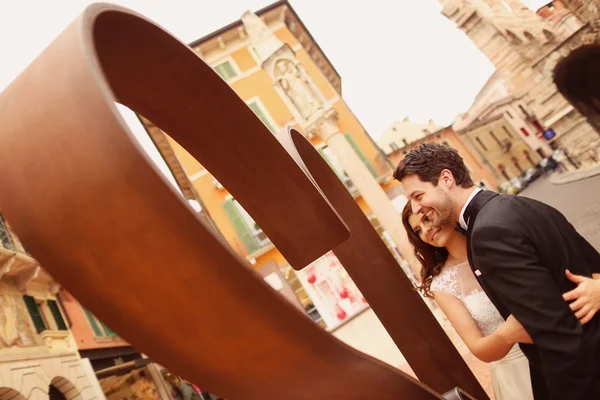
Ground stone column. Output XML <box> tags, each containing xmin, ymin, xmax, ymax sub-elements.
<box><xmin>315</xmin><ymin>116</ymin><xmax>417</xmax><ymax>274</ymax></box>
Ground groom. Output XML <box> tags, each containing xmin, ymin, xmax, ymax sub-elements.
<box><xmin>395</xmin><ymin>143</ymin><xmax>600</xmax><ymax>400</ymax></box>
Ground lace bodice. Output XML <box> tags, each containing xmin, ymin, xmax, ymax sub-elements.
<box><xmin>431</xmin><ymin>262</ymin><xmax>504</xmax><ymax>336</ymax></box>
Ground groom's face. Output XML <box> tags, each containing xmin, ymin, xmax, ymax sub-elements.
<box><xmin>401</xmin><ymin>173</ymin><xmax>455</xmax><ymax>228</ymax></box>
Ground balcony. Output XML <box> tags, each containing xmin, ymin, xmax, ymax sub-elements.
<box><xmin>40</xmin><ymin>330</ymin><xmax>75</xmax><ymax>353</ymax></box>
<box><xmin>0</xmin><ymin>217</ymin><xmax>43</xmax><ymax>289</ymax></box>
<box><xmin>232</xmin><ymin>230</ymin><xmax>275</xmax><ymax>263</ymax></box>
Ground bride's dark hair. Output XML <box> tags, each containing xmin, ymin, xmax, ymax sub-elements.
<box><xmin>401</xmin><ymin>202</ymin><xmax>449</xmax><ymax>298</ymax></box>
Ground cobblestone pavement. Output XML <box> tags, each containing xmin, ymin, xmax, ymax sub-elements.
<box><xmin>397</xmin><ymin>174</ymin><xmax>600</xmax><ymax>398</ymax></box>
<box><xmin>521</xmin><ymin>173</ymin><xmax>600</xmax><ymax>250</ymax></box>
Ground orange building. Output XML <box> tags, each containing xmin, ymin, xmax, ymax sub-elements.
<box><xmin>140</xmin><ymin>0</ymin><xmax>414</xmax><ymax>332</ymax></box>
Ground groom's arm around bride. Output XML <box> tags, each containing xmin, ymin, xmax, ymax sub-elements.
<box><xmin>471</xmin><ymin>201</ymin><xmax>600</xmax><ymax>400</ymax></box>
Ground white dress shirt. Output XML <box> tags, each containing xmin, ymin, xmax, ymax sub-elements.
<box><xmin>459</xmin><ymin>187</ymin><xmax>482</xmax><ymax>230</ymax></box>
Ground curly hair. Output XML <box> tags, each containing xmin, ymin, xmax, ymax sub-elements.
<box><xmin>393</xmin><ymin>142</ymin><xmax>474</xmax><ymax>188</ymax></box>
<box><xmin>401</xmin><ymin>202</ymin><xmax>448</xmax><ymax>298</ymax></box>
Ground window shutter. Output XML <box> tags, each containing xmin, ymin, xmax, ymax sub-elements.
<box><xmin>318</xmin><ymin>147</ymin><xmax>351</xmax><ymax>189</ymax></box>
<box><xmin>23</xmin><ymin>295</ymin><xmax>47</xmax><ymax>333</ymax></box>
<box><xmin>214</xmin><ymin>61</ymin><xmax>237</xmax><ymax>81</ymax></box>
<box><xmin>47</xmin><ymin>300</ymin><xmax>68</xmax><ymax>331</ymax></box>
<box><xmin>101</xmin><ymin>322</ymin><xmax>117</xmax><ymax>337</ymax></box>
<box><xmin>344</xmin><ymin>133</ymin><xmax>378</xmax><ymax>178</ymax></box>
<box><xmin>248</xmin><ymin>101</ymin><xmax>276</xmax><ymax>133</ymax></box>
<box><xmin>222</xmin><ymin>199</ymin><xmax>259</xmax><ymax>254</ymax></box>
<box><xmin>0</xmin><ymin>214</ymin><xmax>15</xmax><ymax>250</ymax></box>
<box><xmin>82</xmin><ymin>307</ymin><xmax>105</xmax><ymax>337</ymax></box>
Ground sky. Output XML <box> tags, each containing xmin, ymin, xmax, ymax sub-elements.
<box><xmin>0</xmin><ymin>0</ymin><xmax>550</xmax><ymax>175</ymax></box>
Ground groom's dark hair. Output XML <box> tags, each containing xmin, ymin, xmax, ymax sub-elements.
<box><xmin>393</xmin><ymin>142</ymin><xmax>474</xmax><ymax>188</ymax></box>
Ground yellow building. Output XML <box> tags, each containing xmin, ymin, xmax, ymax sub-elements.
<box><xmin>140</xmin><ymin>1</ymin><xmax>414</xmax><ymax>331</ymax></box>
<box><xmin>0</xmin><ymin>213</ymin><xmax>103</xmax><ymax>400</ymax></box>
<box><xmin>460</xmin><ymin>114</ymin><xmax>542</xmax><ymax>182</ymax></box>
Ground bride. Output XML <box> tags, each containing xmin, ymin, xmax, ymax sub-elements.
<box><xmin>401</xmin><ymin>202</ymin><xmax>600</xmax><ymax>399</ymax></box>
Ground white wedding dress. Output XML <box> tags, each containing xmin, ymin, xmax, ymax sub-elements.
<box><xmin>431</xmin><ymin>262</ymin><xmax>534</xmax><ymax>400</ymax></box>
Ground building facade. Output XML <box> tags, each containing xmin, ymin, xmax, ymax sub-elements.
<box><xmin>460</xmin><ymin>113</ymin><xmax>542</xmax><ymax>182</ymax></box>
<box><xmin>385</xmin><ymin>125</ymin><xmax>500</xmax><ymax>190</ymax></box>
<box><xmin>0</xmin><ymin>213</ymin><xmax>99</xmax><ymax>400</ymax></box>
<box><xmin>139</xmin><ymin>0</ymin><xmax>416</xmax><ymax>333</ymax></box>
<box><xmin>549</xmin><ymin>0</ymin><xmax>600</xmax><ymax>160</ymax></box>
<box><xmin>58</xmin><ymin>291</ymin><xmax>172</xmax><ymax>400</ymax></box>
<box><xmin>378</xmin><ymin>118</ymin><xmax>442</xmax><ymax>154</ymax></box>
<box><xmin>455</xmin><ymin>91</ymin><xmax>552</xmax><ymax>180</ymax></box>
<box><xmin>440</xmin><ymin>0</ymin><xmax>600</xmax><ymax>165</ymax></box>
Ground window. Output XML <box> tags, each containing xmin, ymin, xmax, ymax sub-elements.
<box><xmin>476</xmin><ymin>137</ymin><xmax>488</xmax><ymax>151</ymax></box>
<box><xmin>83</xmin><ymin>307</ymin><xmax>117</xmax><ymax>337</ymax></box>
<box><xmin>536</xmin><ymin>148</ymin><xmax>546</xmax><ymax>158</ymax></box>
<box><xmin>0</xmin><ymin>213</ymin><xmax>14</xmax><ymax>250</ymax></box>
<box><xmin>498</xmin><ymin>164</ymin><xmax>510</xmax><ymax>180</ymax></box>
<box><xmin>222</xmin><ymin>198</ymin><xmax>271</xmax><ymax>255</ymax></box>
<box><xmin>512</xmin><ymin>156</ymin><xmax>523</xmax><ymax>174</ymax></box>
<box><xmin>389</xmin><ymin>142</ymin><xmax>400</xmax><ymax>152</ymax></box>
<box><xmin>518</xmin><ymin>105</ymin><xmax>529</xmax><ymax>117</ymax></box>
<box><xmin>214</xmin><ymin>60</ymin><xmax>238</xmax><ymax>81</ymax></box>
<box><xmin>506</xmin><ymin>111</ymin><xmax>513</xmax><ymax>119</ymax></box>
<box><xmin>543</xmin><ymin>29</ymin><xmax>555</xmax><ymax>42</ymax></box>
<box><xmin>23</xmin><ymin>296</ymin><xmax>47</xmax><ymax>333</ymax></box>
<box><xmin>442</xmin><ymin>141</ymin><xmax>451</xmax><ymax>148</ymax></box>
<box><xmin>250</xmin><ymin>46</ymin><xmax>261</xmax><ymax>64</ymax></box>
<box><xmin>344</xmin><ymin>133</ymin><xmax>378</xmax><ymax>178</ymax></box>
<box><xmin>506</xmin><ymin>30</ymin><xmax>522</xmax><ymax>45</ymax></box>
<box><xmin>247</xmin><ymin>99</ymin><xmax>276</xmax><ymax>133</ymax></box>
<box><xmin>47</xmin><ymin>300</ymin><xmax>68</xmax><ymax>331</ymax></box>
<box><xmin>319</xmin><ymin>145</ymin><xmax>358</xmax><ymax>194</ymax></box>
<box><xmin>523</xmin><ymin>31</ymin><xmax>535</xmax><ymax>41</ymax></box>
<box><xmin>23</xmin><ymin>296</ymin><xmax>68</xmax><ymax>333</ymax></box>
<box><xmin>489</xmin><ymin>131</ymin><xmax>503</xmax><ymax>147</ymax></box>
<box><xmin>502</xmin><ymin>125</ymin><xmax>514</xmax><ymax>138</ymax></box>
<box><xmin>520</xmin><ymin>127</ymin><xmax>530</xmax><ymax>137</ymax></box>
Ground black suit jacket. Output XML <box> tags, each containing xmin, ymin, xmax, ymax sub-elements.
<box><xmin>464</xmin><ymin>190</ymin><xmax>600</xmax><ymax>400</ymax></box>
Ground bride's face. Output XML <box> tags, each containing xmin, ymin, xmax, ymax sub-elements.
<box><xmin>408</xmin><ymin>212</ymin><xmax>454</xmax><ymax>248</ymax></box>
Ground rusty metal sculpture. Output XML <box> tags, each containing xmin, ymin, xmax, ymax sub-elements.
<box><xmin>0</xmin><ymin>4</ymin><xmax>486</xmax><ymax>399</ymax></box>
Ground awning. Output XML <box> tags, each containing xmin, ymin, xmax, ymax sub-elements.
<box><xmin>95</xmin><ymin>357</ymin><xmax>151</xmax><ymax>379</ymax></box>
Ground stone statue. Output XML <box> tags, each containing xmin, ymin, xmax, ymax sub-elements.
<box><xmin>275</xmin><ymin>59</ymin><xmax>321</xmax><ymax>120</ymax></box>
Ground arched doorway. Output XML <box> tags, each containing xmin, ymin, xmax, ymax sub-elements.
<box><xmin>49</xmin><ymin>385</ymin><xmax>67</xmax><ymax>400</ymax></box>
<box><xmin>0</xmin><ymin>388</ymin><xmax>26</xmax><ymax>400</ymax></box>
<box><xmin>49</xmin><ymin>377</ymin><xmax>82</xmax><ymax>400</ymax></box>
<box><xmin>554</xmin><ymin>44</ymin><xmax>600</xmax><ymax>134</ymax></box>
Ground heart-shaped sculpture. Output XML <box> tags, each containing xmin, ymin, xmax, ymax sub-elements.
<box><xmin>0</xmin><ymin>4</ymin><xmax>486</xmax><ymax>399</ymax></box>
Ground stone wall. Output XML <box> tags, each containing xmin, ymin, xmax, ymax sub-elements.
<box><xmin>0</xmin><ymin>353</ymin><xmax>96</xmax><ymax>400</ymax></box>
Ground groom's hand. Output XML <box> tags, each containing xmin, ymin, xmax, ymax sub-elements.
<box><xmin>563</xmin><ymin>270</ymin><xmax>600</xmax><ymax>324</ymax></box>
